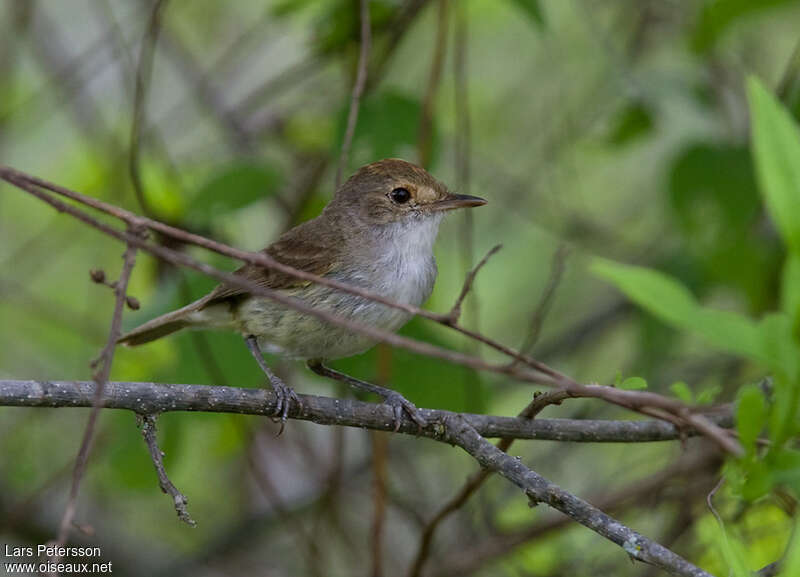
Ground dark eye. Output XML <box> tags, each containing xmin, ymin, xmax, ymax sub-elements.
<box><xmin>390</xmin><ymin>187</ymin><xmax>411</xmax><ymax>204</ymax></box>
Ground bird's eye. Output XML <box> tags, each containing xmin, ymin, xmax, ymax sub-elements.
<box><xmin>390</xmin><ymin>187</ymin><xmax>411</xmax><ymax>204</ymax></box>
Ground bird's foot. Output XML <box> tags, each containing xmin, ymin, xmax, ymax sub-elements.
<box><xmin>266</xmin><ymin>374</ymin><xmax>301</xmax><ymax>434</ymax></box>
<box><xmin>379</xmin><ymin>390</ymin><xmax>428</xmax><ymax>432</ymax></box>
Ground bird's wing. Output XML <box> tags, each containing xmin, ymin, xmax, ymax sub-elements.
<box><xmin>201</xmin><ymin>217</ymin><xmax>342</xmax><ymax>307</ymax></box>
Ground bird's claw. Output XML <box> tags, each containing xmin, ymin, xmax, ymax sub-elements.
<box><xmin>268</xmin><ymin>375</ymin><xmax>301</xmax><ymax>435</ymax></box>
<box><xmin>382</xmin><ymin>391</ymin><xmax>427</xmax><ymax>432</ymax></box>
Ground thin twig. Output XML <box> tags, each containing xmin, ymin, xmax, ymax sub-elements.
<box><xmin>516</xmin><ymin>244</ymin><xmax>570</xmax><ymax>358</ymax></box>
<box><xmin>336</xmin><ymin>0</ymin><xmax>371</xmax><ymax>188</ymax></box>
<box><xmin>446</xmin><ymin>244</ymin><xmax>502</xmax><ymax>323</ymax></box>
<box><xmin>371</xmin><ymin>431</ymin><xmax>389</xmax><ymax>577</ymax></box>
<box><xmin>453</xmin><ymin>0</ymin><xmax>477</xmax><ymax>331</ymax></box>
<box><xmin>129</xmin><ymin>0</ymin><xmax>168</xmax><ymax>217</ymax></box>
<box><xmin>53</xmin><ymin>236</ymin><xmax>140</xmax><ymax>550</ymax></box>
<box><xmin>418</xmin><ymin>0</ymin><xmax>449</xmax><ymax>168</ymax></box>
<box><xmin>137</xmin><ymin>413</ymin><xmax>196</xmax><ymax>526</ymax></box>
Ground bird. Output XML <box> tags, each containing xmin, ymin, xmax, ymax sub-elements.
<box><xmin>119</xmin><ymin>158</ymin><xmax>487</xmax><ymax>428</ymax></box>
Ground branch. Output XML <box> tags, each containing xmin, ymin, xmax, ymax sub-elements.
<box><xmin>446</xmin><ymin>244</ymin><xmax>502</xmax><ymax>324</ymax></box>
<box><xmin>516</xmin><ymin>243</ymin><xmax>569</xmax><ymax>357</ymax></box>
<box><xmin>54</xmin><ymin>235</ymin><xmax>141</xmax><ymax>550</ymax></box>
<box><xmin>408</xmin><ymin>389</ymin><xmax>571</xmax><ymax>577</ymax></box>
<box><xmin>0</xmin><ymin>380</ymin><xmax>733</xmax><ymax>443</ymax></box>
<box><xmin>443</xmin><ymin>417</ymin><xmax>714</xmax><ymax>577</ymax></box>
<box><xmin>137</xmin><ymin>413</ymin><xmax>196</xmax><ymax>526</ymax></box>
<box><xmin>417</xmin><ymin>0</ymin><xmax>448</xmax><ymax>168</ymax></box>
<box><xmin>336</xmin><ymin>0</ymin><xmax>371</xmax><ymax>188</ymax></box>
<box><xmin>2</xmin><ymin>379</ymin><xmax>719</xmax><ymax>577</ymax></box>
<box><xmin>427</xmin><ymin>448</ymin><xmax>721</xmax><ymax>577</ymax></box>
<box><xmin>129</xmin><ymin>0</ymin><xmax>169</xmax><ymax>217</ymax></box>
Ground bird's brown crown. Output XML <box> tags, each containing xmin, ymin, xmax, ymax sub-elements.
<box><xmin>330</xmin><ymin>159</ymin><xmax>452</xmax><ymax>224</ymax></box>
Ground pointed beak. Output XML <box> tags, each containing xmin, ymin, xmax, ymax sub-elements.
<box><xmin>429</xmin><ymin>193</ymin><xmax>487</xmax><ymax>212</ymax></box>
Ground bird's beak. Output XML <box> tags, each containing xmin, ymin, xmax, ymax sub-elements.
<box><xmin>429</xmin><ymin>193</ymin><xmax>487</xmax><ymax>212</ymax></box>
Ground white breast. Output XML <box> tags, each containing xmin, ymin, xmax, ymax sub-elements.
<box><xmin>355</xmin><ymin>213</ymin><xmax>442</xmax><ymax>307</ymax></box>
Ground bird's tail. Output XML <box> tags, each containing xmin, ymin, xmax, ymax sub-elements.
<box><xmin>118</xmin><ymin>297</ymin><xmax>210</xmax><ymax>347</ymax></box>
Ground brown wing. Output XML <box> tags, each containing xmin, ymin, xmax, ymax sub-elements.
<box><xmin>201</xmin><ymin>217</ymin><xmax>342</xmax><ymax>307</ymax></box>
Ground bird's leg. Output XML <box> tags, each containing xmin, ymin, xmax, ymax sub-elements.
<box><xmin>306</xmin><ymin>360</ymin><xmax>427</xmax><ymax>431</ymax></box>
<box><xmin>245</xmin><ymin>335</ymin><xmax>301</xmax><ymax>426</ymax></box>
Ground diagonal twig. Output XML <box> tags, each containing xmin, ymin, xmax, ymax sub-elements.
<box><xmin>446</xmin><ymin>244</ymin><xmax>502</xmax><ymax>324</ymax></box>
<box><xmin>129</xmin><ymin>0</ymin><xmax>169</xmax><ymax>217</ymax></box>
<box><xmin>53</xmin><ymin>233</ymin><xmax>142</xmax><ymax>551</ymax></box>
<box><xmin>407</xmin><ymin>389</ymin><xmax>572</xmax><ymax>577</ymax></box>
<box><xmin>516</xmin><ymin>243</ymin><xmax>570</xmax><ymax>358</ymax></box>
<box><xmin>444</xmin><ymin>416</ymin><xmax>714</xmax><ymax>577</ymax></box>
<box><xmin>137</xmin><ymin>413</ymin><xmax>196</xmax><ymax>526</ymax></box>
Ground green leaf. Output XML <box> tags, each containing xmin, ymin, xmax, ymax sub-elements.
<box><xmin>781</xmin><ymin>254</ymin><xmax>800</xmax><ymax>339</ymax></box>
<box><xmin>780</xmin><ymin>517</ymin><xmax>800</xmax><ymax>577</ymax></box>
<box><xmin>741</xmin><ymin>459</ymin><xmax>772</xmax><ymax>501</ymax></box>
<box><xmin>748</xmin><ymin>77</ymin><xmax>800</xmax><ymax>254</ymax></box>
<box><xmin>592</xmin><ymin>259</ymin><xmax>765</xmax><ymax>364</ymax></box>
<box><xmin>757</xmin><ymin>313</ymin><xmax>799</xmax><ymax>378</ymax></box>
<box><xmin>620</xmin><ymin>376</ymin><xmax>647</xmax><ymax>390</ymax></box>
<box><xmin>591</xmin><ymin>259</ymin><xmax>697</xmax><ymax>328</ymax></box>
<box><xmin>691</xmin><ymin>0</ymin><xmax>799</xmax><ymax>54</ymax></box>
<box><xmin>605</xmin><ymin>101</ymin><xmax>654</xmax><ymax>147</ymax></box>
<box><xmin>668</xmin><ymin>143</ymin><xmax>774</xmax><ymax>311</ymax></box>
<box><xmin>770</xmin><ymin>374</ymin><xmax>800</xmax><ymax>447</ymax></box>
<box><xmin>693</xmin><ymin>309</ymin><xmax>762</xmax><ymax>363</ymax></box>
<box><xmin>670</xmin><ymin>381</ymin><xmax>693</xmax><ymax>403</ymax></box>
<box><xmin>337</xmin><ymin>91</ymin><xmax>436</xmax><ymax>171</ymax></box>
<box><xmin>506</xmin><ymin>0</ymin><xmax>545</xmax><ymax>28</ymax></box>
<box><xmin>770</xmin><ymin>448</ymin><xmax>800</xmax><ymax>495</ymax></box>
<box><xmin>736</xmin><ymin>383</ymin><xmax>767</xmax><ymax>454</ymax></box>
<box><xmin>696</xmin><ymin>384</ymin><xmax>722</xmax><ymax>405</ymax></box>
<box><xmin>713</xmin><ymin>521</ymin><xmax>753</xmax><ymax>577</ymax></box>
<box><xmin>187</xmin><ymin>162</ymin><xmax>281</xmax><ymax>226</ymax></box>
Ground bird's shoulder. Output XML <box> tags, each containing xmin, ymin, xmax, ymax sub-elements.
<box><xmin>202</xmin><ymin>217</ymin><xmax>345</xmax><ymax>306</ymax></box>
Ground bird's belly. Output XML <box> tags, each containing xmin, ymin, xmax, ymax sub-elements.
<box><xmin>237</xmin><ymin>290</ymin><xmax>414</xmax><ymax>360</ymax></box>
<box><xmin>236</xmin><ymin>257</ymin><xmax>436</xmax><ymax>360</ymax></box>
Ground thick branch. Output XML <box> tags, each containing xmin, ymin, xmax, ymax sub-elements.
<box><xmin>0</xmin><ymin>380</ymin><xmax>732</xmax><ymax>443</ymax></box>
<box><xmin>2</xmin><ymin>379</ymin><xmax>716</xmax><ymax>576</ymax></box>
<box><xmin>443</xmin><ymin>417</ymin><xmax>714</xmax><ymax>577</ymax></box>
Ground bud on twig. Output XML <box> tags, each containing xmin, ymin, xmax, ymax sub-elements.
<box><xmin>89</xmin><ymin>269</ymin><xmax>106</xmax><ymax>284</ymax></box>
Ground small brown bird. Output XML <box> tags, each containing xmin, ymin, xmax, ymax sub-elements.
<box><xmin>119</xmin><ymin>159</ymin><xmax>486</xmax><ymax>426</ymax></box>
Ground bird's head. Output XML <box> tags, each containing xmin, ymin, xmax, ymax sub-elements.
<box><xmin>329</xmin><ymin>159</ymin><xmax>486</xmax><ymax>225</ymax></box>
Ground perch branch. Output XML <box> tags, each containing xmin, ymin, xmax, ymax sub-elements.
<box><xmin>0</xmin><ymin>380</ymin><xmax>733</xmax><ymax>443</ymax></box>
<box><xmin>0</xmin><ymin>379</ymin><xmax>716</xmax><ymax>577</ymax></box>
